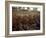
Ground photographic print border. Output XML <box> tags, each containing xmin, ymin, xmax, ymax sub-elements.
<box><xmin>5</xmin><ymin>1</ymin><xmax>45</xmax><ymax>37</ymax></box>
<box><xmin>10</xmin><ymin>3</ymin><xmax>43</xmax><ymax>34</ymax></box>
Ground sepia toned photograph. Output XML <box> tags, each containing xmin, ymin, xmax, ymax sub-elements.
<box><xmin>12</xmin><ymin>7</ymin><xmax>40</xmax><ymax>31</ymax></box>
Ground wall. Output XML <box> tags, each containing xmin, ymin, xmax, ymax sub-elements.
<box><xmin>0</xmin><ymin>0</ymin><xmax>46</xmax><ymax>38</ymax></box>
